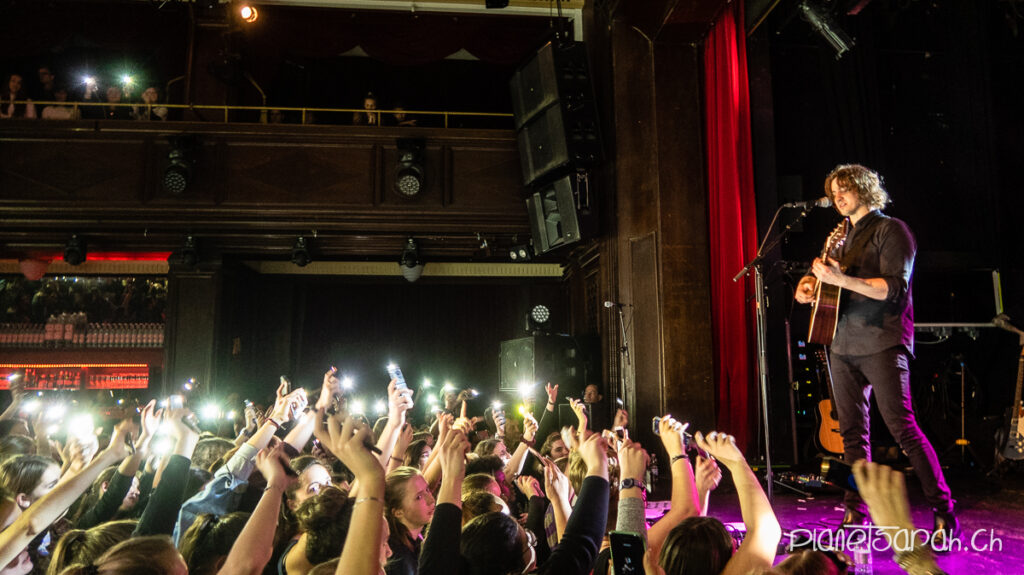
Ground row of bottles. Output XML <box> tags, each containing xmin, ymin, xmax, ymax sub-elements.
<box><xmin>0</xmin><ymin>320</ymin><xmax>164</xmax><ymax>348</ymax></box>
<box><xmin>6</xmin><ymin>368</ymin><xmax>148</xmax><ymax>391</ymax></box>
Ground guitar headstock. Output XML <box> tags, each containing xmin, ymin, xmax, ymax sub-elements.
<box><xmin>821</xmin><ymin>221</ymin><xmax>849</xmax><ymax>258</ymax></box>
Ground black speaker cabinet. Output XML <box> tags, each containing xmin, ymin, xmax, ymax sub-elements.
<box><xmin>510</xmin><ymin>41</ymin><xmax>603</xmax><ymax>186</ymax></box>
<box><xmin>499</xmin><ymin>335</ymin><xmax>589</xmax><ymax>398</ymax></box>
<box><xmin>525</xmin><ymin>174</ymin><xmax>580</xmax><ymax>255</ymax></box>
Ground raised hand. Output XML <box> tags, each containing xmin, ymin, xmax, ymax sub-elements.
<box><xmin>316</xmin><ymin>366</ymin><xmax>342</xmax><ymax>411</ymax></box>
<box><xmin>613</xmin><ymin>408</ymin><xmax>629</xmax><ymax>430</ymax></box>
<box><xmin>522</xmin><ymin>412</ymin><xmax>538</xmax><ymax>443</ymax></box>
<box><xmin>438</xmin><ymin>427</ymin><xmax>470</xmax><ymax>480</ymax></box>
<box><xmin>560</xmin><ymin>425</ymin><xmax>580</xmax><ymax>452</ymax></box>
<box><xmin>851</xmin><ymin>460</ymin><xmax>915</xmax><ymax>532</ymax></box>
<box><xmin>657</xmin><ymin>415</ymin><xmax>688</xmax><ymax>458</ymax></box>
<box><xmin>516</xmin><ymin>475</ymin><xmax>544</xmax><ymax>499</ymax></box>
<box><xmin>578</xmin><ymin>431</ymin><xmax>609</xmax><ymax>479</ymax></box>
<box><xmin>136</xmin><ymin>400</ymin><xmax>161</xmax><ymax>453</ymax></box>
<box><xmin>542</xmin><ymin>457</ymin><xmax>571</xmax><ymax>502</ymax></box>
<box><xmin>568</xmin><ymin>397</ymin><xmax>588</xmax><ymax>428</ymax></box>
<box><xmin>164</xmin><ymin>406</ymin><xmax>198</xmax><ymax>440</ymax></box>
<box><xmin>694</xmin><ymin>431</ymin><xmax>744</xmax><ymax>466</ymax></box>
<box><xmin>387</xmin><ymin>380</ymin><xmax>415</xmax><ymax>425</ymax></box>
<box><xmin>545</xmin><ymin>382</ymin><xmax>559</xmax><ymax>406</ymax></box>
<box><xmin>695</xmin><ymin>455</ymin><xmax>722</xmax><ymax>494</ymax></box>
<box><xmin>491</xmin><ymin>409</ymin><xmax>507</xmax><ymax>436</ymax></box>
<box><xmin>618</xmin><ymin>438</ymin><xmax>649</xmax><ymax>484</ymax></box>
<box><xmin>437</xmin><ymin>412</ymin><xmax>454</xmax><ymax>438</ymax></box>
<box><xmin>327</xmin><ymin>415</ymin><xmax>384</xmax><ymax>482</ymax></box>
<box><xmin>105</xmin><ymin>419</ymin><xmax>139</xmax><ymax>460</ymax></box>
<box><xmin>256</xmin><ymin>442</ymin><xmax>297</xmax><ymax>492</ymax></box>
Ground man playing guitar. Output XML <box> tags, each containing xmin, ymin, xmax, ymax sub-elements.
<box><xmin>794</xmin><ymin>164</ymin><xmax>958</xmax><ymax>547</ymax></box>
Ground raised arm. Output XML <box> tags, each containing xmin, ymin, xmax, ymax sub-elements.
<box><xmin>647</xmin><ymin>416</ymin><xmax>700</xmax><ymax>554</ymax></box>
<box><xmin>328</xmin><ymin>414</ymin><xmax>388</xmax><ymax>575</ymax></box>
<box><xmin>217</xmin><ymin>443</ymin><xmax>296</xmax><ymax>575</ymax></box>
<box><xmin>696</xmin><ymin>431</ymin><xmax>781</xmax><ymax>575</ymax></box>
<box><xmin>0</xmin><ymin>420</ymin><xmax>134</xmax><ymax>566</ymax></box>
<box><xmin>375</xmin><ymin>380</ymin><xmax>414</xmax><ymax>467</ymax></box>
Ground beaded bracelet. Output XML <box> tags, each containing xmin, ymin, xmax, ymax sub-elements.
<box><xmin>355</xmin><ymin>496</ymin><xmax>384</xmax><ymax>506</ymax></box>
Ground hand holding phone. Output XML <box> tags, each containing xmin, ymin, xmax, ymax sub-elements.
<box><xmin>609</xmin><ymin>531</ymin><xmax>646</xmax><ymax>575</ymax></box>
<box><xmin>387</xmin><ymin>364</ymin><xmax>408</xmax><ymax>390</ymax></box>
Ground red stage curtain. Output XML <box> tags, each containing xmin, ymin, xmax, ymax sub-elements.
<box><xmin>703</xmin><ymin>2</ymin><xmax>758</xmax><ymax>451</ymax></box>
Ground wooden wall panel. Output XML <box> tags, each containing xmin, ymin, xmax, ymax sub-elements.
<box><xmin>218</xmin><ymin>143</ymin><xmax>377</xmax><ymax>207</ymax></box>
<box><xmin>449</xmin><ymin>147</ymin><xmax>525</xmax><ymax>211</ymax></box>
<box><xmin>0</xmin><ymin>140</ymin><xmax>147</xmax><ymax>202</ymax></box>
<box><xmin>0</xmin><ymin>123</ymin><xmax>530</xmax><ymax>260</ymax></box>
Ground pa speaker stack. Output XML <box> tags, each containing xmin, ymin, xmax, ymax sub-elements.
<box><xmin>509</xmin><ymin>41</ymin><xmax>603</xmax><ymax>257</ymax></box>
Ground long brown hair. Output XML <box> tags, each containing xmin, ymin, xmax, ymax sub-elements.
<box><xmin>385</xmin><ymin>466</ymin><xmax>423</xmax><ymax>551</ymax></box>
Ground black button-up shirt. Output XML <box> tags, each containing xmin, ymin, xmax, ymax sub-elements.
<box><xmin>831</xmin><ymin>210</ymin><xmax>917</xmax><ymax>357</ymax></box>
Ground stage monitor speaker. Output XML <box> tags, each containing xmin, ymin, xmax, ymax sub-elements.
<box><xmin>525</xmin><ymin>175</ymin><xmax>580</xmax><ymax>255</ymax></box>
<box><xmin>510</xmin><ymin>41</ymin><xmax>603</xmax><ymax>186</ymax></box>
<box><xmin>499</xmin><ymin>335</ymin><xmax>589</xmax><ymax>399</ymax></box>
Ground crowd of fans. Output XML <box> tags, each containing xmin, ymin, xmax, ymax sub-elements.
<box><xmin>0</xmin><ymin>368</ymin><xmax>952</xmax><ymax>575</ymax></box>
<box><xmin>0</xmin><ymin>277</ymin><xmax>166</xmax><ymax>325</ymax></box>
<box><xmin>1</xmin><ymin>67</ymin><xmax>427</xmax><ymax>127</ymax></box>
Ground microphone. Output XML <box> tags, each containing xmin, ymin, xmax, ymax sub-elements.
<box><xmin>604</xmin><ymin>301</ymin><xmax>630</xmax><ymax>308</ymax></box>
<box><xmin>783</xmin><ymin>197</ymin><xmax>832</xmax><ymax>209</ymax></box>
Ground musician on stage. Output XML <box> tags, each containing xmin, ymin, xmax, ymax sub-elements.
<box><xmin>794</xmin><ymin>164</ymin><xmax>958</xmax><ymax>546</ymax></box>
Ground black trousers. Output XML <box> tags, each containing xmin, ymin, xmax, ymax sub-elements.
<box><xmin>831</xmin><ymin>346</ymin><xmax>954</xmax><ymax>515</ymax></box>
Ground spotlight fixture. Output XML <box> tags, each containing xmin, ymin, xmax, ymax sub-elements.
<box><xmin>399</xmin><ymin>237</ymin><xmax>424</xmax><ymax>282</ymax></box>
<box><xmin>163</xmin><ymin>136</ymin><xmax>197</xmax><ymax>195</ymax></box>
<box><xmin>394</xmin><ymin>138</ymin><xmax>425</xmax><ymax>198</ymax></box>
<box><xmin>239</xmin><ymin>4</ymin><xmax>259</xmax><ymax>22</ymax></box>
<box><xmin>798</xmin><ymin>0</ymin><xmax>854</xmax><ymax>59</ymax></box>
<box><xmin>509</xmin><ymin>244</ymin><xmax>533</xmax><ymax>262</ymax></box>
<box><xmin>291</xmin><ymin>236</ymin><xmax>311</xmax><ymax>267</ymax></box>
<box><xmin>63</xmin><ymin>235</ymin><xmax>87</xmax><ymax>266</ymax></box>
<box><xmin>526</xmin><ymin>304</ymin><xmax>551</xmax><ymax>333</ymax></box>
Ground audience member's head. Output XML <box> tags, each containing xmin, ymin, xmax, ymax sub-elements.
<box><xmin>286</xmin><ymin>455</ymin><xmax>333</xmax><ymax>510</ymax></box>
<box><xmin>473</xmin><ymin>439</ymin><xmax>509</xmax><ymax>464</ymax></box>
<box><xmin>0</xmin><ymin>419</ymin><xmax>30</xmax><ymax>438</ymax></box>
<box><xmin>384</xmin><ymin>467</ymin><xmax>434</xmax><ymax>550</ymax></box>
<box><xmin>191</xmin><ymin>437</ymin><xmax>233</xmax><ymax>472</ymax></box>
<box><xmin>460</xmin><ymin>512</ymin><xmax>535</xmax><ymax>575</ymax></box>
<box><xmin>179</xmin><ymin>512</ymin><xmax>249</xmax><ymax>575</ymax></box>
<box><xmin>658</xmin><ymin>517</ymin><xmax>736</xmax><ymax>575</ymax></box>
<box><xmin>404</xmin><ymin>439</ymin><xmax>431</xmax><ymax>470</ymax></box>
<box><xmin>47</xmin><ymin>519</ymin><xmax>137</xmax><ymax>575</ymax></box>
<box><xmin>0</xmin><ymin>435</ymin><xmax>35</xmax><ymax>460</ymax></box>
<box><xmin>539</xmin><ymin>432</ymin><xmax>569</xmax><ymax>460</ymax></box>
<box><xmin>295</xmin><ymin>486</ymin><xmax>354</xmax><ymax>565</ymax></box>
<box><xmin>60</xmin><ymin>535</ymin><xmax>185</xmax><ymax>575</ymax></box>
<box><xmin>0</xmin><ymin>454</ymin><xmax>61</xmax><ymax>510</ymax></box>
<box><xmin>461</xmin><ymin>473</ymin><xmax>501</xmax><ymax>499</ymax></box>
<box><xmin>461</xmin><ymin>491</ymin><xmax>508</xmax><ymax>525</ymax></box>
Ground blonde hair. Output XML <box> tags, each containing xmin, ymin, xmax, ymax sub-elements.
<box><xmin>59</xmin><ymin>535</ymin><xmax>179</xmax><ymax>575</ymax></box>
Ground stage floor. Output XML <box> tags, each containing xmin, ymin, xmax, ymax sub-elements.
<box><xmin>649</xmin><ymin>465</ymin><xmax>1024</xmax><ymax>574</ymax></box>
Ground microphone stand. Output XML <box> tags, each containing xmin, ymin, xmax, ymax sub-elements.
<box><xmin>733</xmin><ymin>204</ymin><xmax>816</xmax><ymax>501</ymax></box>
<box><xmin>614</xmin><ymin>305</ymin><xmax>631</xmax><ymax>405</ymax></box>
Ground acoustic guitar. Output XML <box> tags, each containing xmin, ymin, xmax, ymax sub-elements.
<box><xmin>814</xmin><ymin>349</ymin><xmax>844</xmax><ymax>456</ymax></box>
<box><xmin>807</xmin><ymin>221</ymin><xmax>849</xmax><ymax>346</ymax></box>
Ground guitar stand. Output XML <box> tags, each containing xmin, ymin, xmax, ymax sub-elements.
<box><xmin>939</xmin><ymin>355</ymin><xmax>985</xmax><ymax>468</ymax></box>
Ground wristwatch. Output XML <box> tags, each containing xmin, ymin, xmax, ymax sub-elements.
<box><xmin>619</xmin><ymin>478</ymin><xmax>646</xmax><ymax>491</ymax></box>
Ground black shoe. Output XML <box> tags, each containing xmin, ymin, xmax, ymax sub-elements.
<box><xmin>840</xmin><ymin>508</ymin><xmax>867</xmax><ymax>529</ymax></box>
<box><xmin>931</xmin><ymin>509</ymin><xmax>961</xmax><ymax>552</ymax></box>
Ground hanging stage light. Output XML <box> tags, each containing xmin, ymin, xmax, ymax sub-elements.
<box><xmin>291</xmin><ymin>236</ymin><xmax>312</xmax><ymax>267</ymax></box>
<box><xmin>63</xmin><ymin>235</ymin><xmax>87</xmax><ymax>266</ymax></box>
<box><xmin>163</xmin><ymin>136</ymin><xmax>197</xmax><ymax>195</ymax></box>
<box><xmin>394</xmin><ymin>139</ymin><xmax>425</xmax><ymax>198</ymax></box>
<box><xmin>399</xmin><ymin>238</ymin><xmax>424</xmax><ymax>282</ymax></box>
<box><xmin>239</xmin><ymin>4</ymin><xmax>259</xmax><ymax>22</ymax></box>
